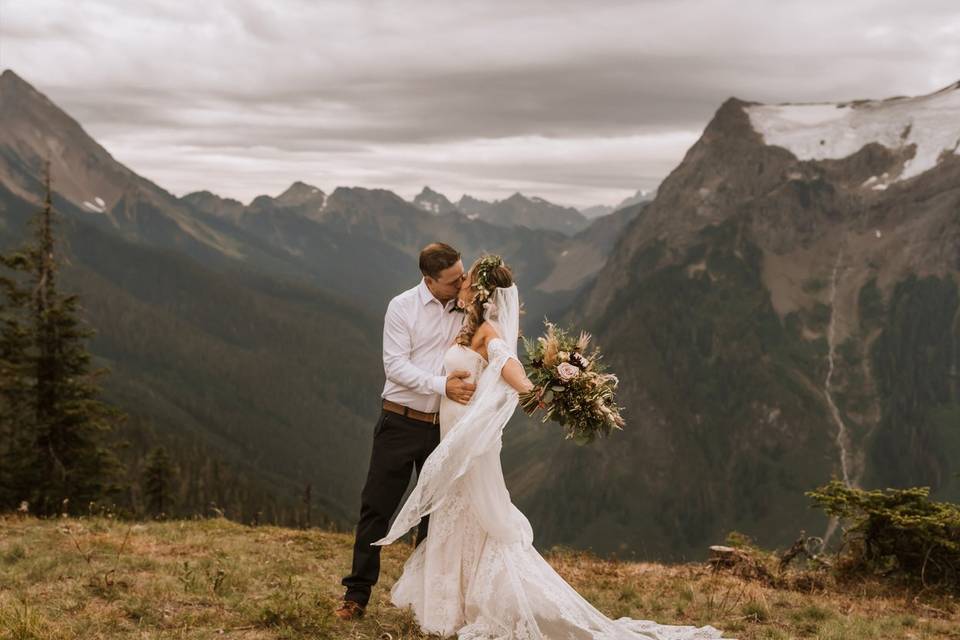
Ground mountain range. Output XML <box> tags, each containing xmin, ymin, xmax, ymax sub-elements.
<box><xmin>0</xmin><ymin>69</ymin><xmax>641</xmax><ymax>527</ymax></box>
<box><xmin>2</xmin><ymin>67</ymin><xmax>958</xmax><ymax>560</ymax></box>
<box><xmin>412</xmin><ymin>187</ymin><xmax>593</xmax><ymax>235</ymax></box>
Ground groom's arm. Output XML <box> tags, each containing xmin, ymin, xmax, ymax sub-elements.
<box><xmin>382</xmin><ymin>299</ymin><xmax>447</xmax><ymax>397</ymax></box>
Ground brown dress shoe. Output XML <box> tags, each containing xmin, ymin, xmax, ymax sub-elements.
<box><xmin>334</xmin><ymin>599</ymin><xmax>365</xmax><ymax>620</ymax></box>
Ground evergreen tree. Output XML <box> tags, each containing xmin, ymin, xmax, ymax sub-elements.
<box><xmin>142</xmin><ymin>446</ymin><xmax>175</xmax><ymax>517</ymax></box>
<box><xmin>0</xmin><ymin>249</ymin><xmax>34</xmax><ymax>509</ymax></box>
<box><xmin>26</xmin><ymin>164</ymin><xmax>125</xmax><ymax>515</ymax></box>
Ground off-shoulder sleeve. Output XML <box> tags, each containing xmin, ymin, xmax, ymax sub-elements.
<box><xmin>486</xmin><ymin>336</ymin><xmax>520</xmax><ymax>369</ymax></box>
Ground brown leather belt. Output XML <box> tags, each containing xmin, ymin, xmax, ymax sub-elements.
<box><xmin>382</xmin><ymin>399</ymin><xmax>439</xmax><ymax>425</ymax></box>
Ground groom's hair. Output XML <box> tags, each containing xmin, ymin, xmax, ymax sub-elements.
<box><xmin>419</xmin><ymin>243</ymin><xmax>461</xmax><ymax>279</ymax></box>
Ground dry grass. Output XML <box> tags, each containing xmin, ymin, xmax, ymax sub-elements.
<box><xmin>0</xmin><ymin>515</ymin><xmax>957</xmax><ymax>639</ymax></box>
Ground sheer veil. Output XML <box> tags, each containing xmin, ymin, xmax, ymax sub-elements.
<box><xmin>373</xmin><ymin>283</ymin><xmax>533</xmax><ymax>547</ymax></box>
<box><xmin>482</xmin><ymin>282</ymin><xmax>519</xmax><ymax>360</ymax></box>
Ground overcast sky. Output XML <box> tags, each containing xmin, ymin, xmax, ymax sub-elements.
<box><xmin>1</xmin><ymin>0</ymin><xmax>958</xmax><ymax>208</ymax></box>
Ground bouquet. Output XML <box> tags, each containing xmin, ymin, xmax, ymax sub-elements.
<box><xmin>519</xmin><ymin>321</ymin><xmax>625</xmax><ymax>444</ymax></box>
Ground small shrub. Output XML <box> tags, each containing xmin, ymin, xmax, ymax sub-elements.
<box><xmin>807</xmin><ymin>480</ymin><xmax>960</xmax><ymax>590</ymax></box>
<box><xmin>725</xmin><ymin>531</ymin><xmax>757</xmax><ymax>550</ymax></box>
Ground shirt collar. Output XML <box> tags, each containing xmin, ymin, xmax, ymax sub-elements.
<box><xmin>418</xmin><ymin>278</ymin><xmax>439</xmax><ymax>306</ymax></box>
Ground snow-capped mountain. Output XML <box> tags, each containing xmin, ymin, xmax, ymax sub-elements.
<box><xmin>508</xmin><ymin>80</ymin><xmax>960</xmax><ymax>559</ymax></box>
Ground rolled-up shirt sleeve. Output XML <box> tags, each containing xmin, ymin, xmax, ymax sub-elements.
<box><xmin>383</xmin><ymin>300</ymin><xmax>447</xmax><ymax>397</ymax></box>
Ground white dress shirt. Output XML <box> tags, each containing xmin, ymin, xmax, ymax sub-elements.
<box><xmin>381</xmin><ymin>279</ymin><xmax>464</xmax><ymax>413</ymax></box>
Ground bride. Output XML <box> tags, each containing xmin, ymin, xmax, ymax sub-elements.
<box><xmin>374</xmin><ymin>255</ymin><xmax>727</xmax><ymax>640</ymax></box>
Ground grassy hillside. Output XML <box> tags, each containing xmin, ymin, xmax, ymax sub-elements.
<box><xmin>1</xmin><ymin>516</ymin><xmax>957</xmax><ymax>639</ymax></box>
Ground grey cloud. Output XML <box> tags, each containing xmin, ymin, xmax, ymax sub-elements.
<box><xmin>47</xmin><ymin>55</ymin><xmax>740</xmax><ymax>150</ymax></box>
<box><xmin>53</xmin><ymin>47</ymin><xmax>955</xmax><ymax>155</ymax></box>
<box><xmin>4</xmin><ymin>0</ymin><xmax>959</xmax><ymax>207</ymax></box>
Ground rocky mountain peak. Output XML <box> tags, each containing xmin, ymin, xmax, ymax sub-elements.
<box><xmin>0</xmin><ymin>70</ymin><xmax>239</xmax><ymax>258</ymax></box>
<box><xmin>181</xmin><ymin>190</ymin><xmax>246</xmax><ymax>219</ymax></box>
<box><xmin>325</xmin><ymin>187</ymin><xmax>416</xmax><ymax>222</ymax></box>
<box><xmin>413</xmin><ymin>186</ymin><xmax>458</xmax><ymax>215</ymax></box>
<box><xmin>585</xmin><ymin>82</ymin><xmax>960</xmax><ymax>329</ymax></box>
<box><xmin>248</xmin><ymin>194</ymin><xmax>275</xmax><ymax>210</ymax></box>
<box><xmin>1</xmin><ymin>69</ymin><xmax>32</xmax><ymax>92</ymax></box>
<box><xmin>418</xmin><ymin>186</ymin><xmax>442</xmax><ymax>198</ymax></box>
<box><xmin>0</xmin><ymin>70</ymin><xmax>55</xmax><ymax>115</ymax></box>
<box><xmin>0</xmin><ymin>69</ymin><xmax>132</xmax><ymax>207</ymax></box>
<box><xmin>275</xmin><ymin>181</ymin><xmax>325</xmax><ymax>208</ymax></box>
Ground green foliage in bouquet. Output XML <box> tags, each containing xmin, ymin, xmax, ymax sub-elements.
<box><xmin>520</xmin><ymin>321</ymin><xmax>625</xmax><ymax>444</ymax></box>
<box><xmin>807</xmin><ymin>480</ymin><xmax>960</xmax><ymax>590</ymax></box>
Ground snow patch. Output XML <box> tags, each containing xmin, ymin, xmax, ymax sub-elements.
<box><xmin>746</xmin><ymin>83</ymin><xmax>960</xmax><ymax>183</ymax></box>
<box><xmin>82</xmin><ymin>197</ymin><xmax>106</xmax><ymax>213</ymax></box>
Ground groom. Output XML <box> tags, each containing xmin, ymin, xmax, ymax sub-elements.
<box><xmin>336</xmin><ymin>242</ymin><xmax>476</xmax><ymax>620</ymax></box>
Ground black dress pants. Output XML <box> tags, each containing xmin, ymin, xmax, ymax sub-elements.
<box><xmin>342</xmin><ymin>409</ymin><xmax>440</xmax><ymax>606</ymax></box>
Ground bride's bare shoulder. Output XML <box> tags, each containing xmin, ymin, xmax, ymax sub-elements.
<box><xmin>477</xmin><ymin>321</ymin><xmax>502</xmax><ymax>342</ymax></box>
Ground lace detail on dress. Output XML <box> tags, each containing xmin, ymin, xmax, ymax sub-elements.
<box><xmin>428</xmin><ymin>492</ymin><xmax>467</xmax><ymax>544</ymax></box>
<box><xmin>486</xmin><ymin>337</ymin><xmax>517</xmax><ymax>366</ymax></box>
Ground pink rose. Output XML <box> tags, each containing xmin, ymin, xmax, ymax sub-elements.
<box><xmin>557</xmin><ymin>362</ymin><xmax>580</xmax><ymax>381</ymax></box>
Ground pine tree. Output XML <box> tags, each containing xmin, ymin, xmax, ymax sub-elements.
<box><xmin>26</xmin><ymin>164</ymin><xmax>125</xmax><ymax>515</ymax></box>
<box><xmin>142</xmin><ymin>446</ymin><xmax>175</xmax><ymax>517</ymax></box>
<box><xmin>0</xmin><ymin>248</ymin><xmax>34</xmax><ymax>509</ymax></box>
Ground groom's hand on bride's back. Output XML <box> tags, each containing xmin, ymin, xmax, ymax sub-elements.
<box><xmin>446</xmin><ymin>370</ymin><xmax>476</xmax><ymax>404</ymax></box>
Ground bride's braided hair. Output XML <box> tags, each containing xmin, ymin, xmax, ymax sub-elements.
<box><xmin>456</xmin><ymin>254</ymin><xmax>513</xmax><ymax>347</ymax></box>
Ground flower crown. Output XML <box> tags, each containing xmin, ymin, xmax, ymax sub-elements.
<box><xmin>472</xmin><ymin>254</ymin><xmax>504</xmax><ymax>304</ymax></box>
<box><xmin>453</xmin><ymin>254</ymin><xmax>504</xmax><ymax>314</ymax></box>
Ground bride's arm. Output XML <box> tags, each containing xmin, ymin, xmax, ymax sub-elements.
<box><xmin>482</xmin><ymin>323</ymin><xmax>534</xmax><ymax>393</ymax></box>
<box><xmin>501</xmin><ymin>358</ymin><xmax>534</xmax><ymax>393</ymax></box>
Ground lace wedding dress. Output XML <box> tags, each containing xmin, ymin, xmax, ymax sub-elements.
<box><xmin>374</xmin><ymin>286</ymin><xmax>728</xmax><ymax>640</ymax></box>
